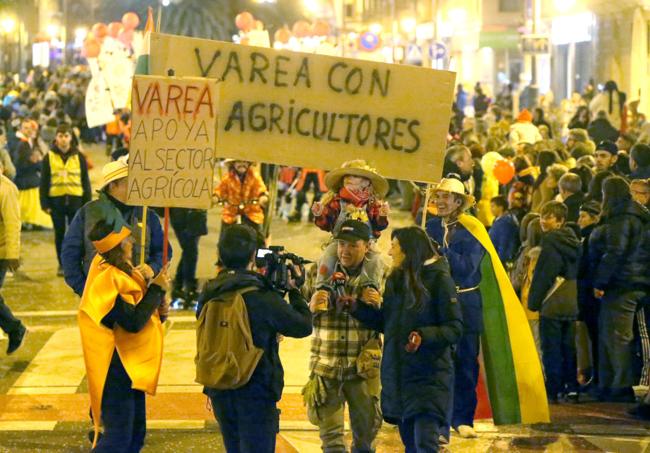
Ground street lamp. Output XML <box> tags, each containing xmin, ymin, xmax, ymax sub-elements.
<box><xmin>46</xmin><ymin>24</ymin><xmax>60</xmax><ymax>40</ymax></box>
<box><xmin>1</xmin><ymin>18</ymin><xmax>15</xmax><ymax>34</ymax></box>
<box><xmin>1</xmin><ymin>17</ymin><xmax>16</xmax><ymax>72</ymax></box>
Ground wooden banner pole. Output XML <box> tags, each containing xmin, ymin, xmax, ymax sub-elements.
<box><xmin>420</xmin><ymin>184</ymin><xmax>432</xmax><ymax>229</ymax></box>
<box><xmin>140</xmin><ymin>206</ymin><xmax>148</xmax><ymax>266</ymax></box>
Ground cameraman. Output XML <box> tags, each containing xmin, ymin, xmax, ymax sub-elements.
<box><xmin>304</xmin><ymin>219</ymin><xmax>386</xmax><ymax>453</ymax></box>
<box><xmin>197</xmin><ymin>225</ymin><xmax>312</xmax><ymax>453</ymax></box>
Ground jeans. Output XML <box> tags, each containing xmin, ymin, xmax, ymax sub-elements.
<box><xmin>441</xmin><ymin>333</ymin><xmax>480</xmax><ymax>439</ymax></box>
<box><xmin>209</xmin><ymin>394</ymin><xmax>279</xmax><ymax>453</ymax></box>
<box><xmin>308</xmin><ymin>376</ymin><xmax>381</xmax><ymax>453</ymax></box>
<box><xmin>397</xmin><ymin>414</ymin><xmax>440</xmax><ymax>453</ymax></box>
<box><xmin>94</xmin><ymin>351</ymin><xmax>146</xmax><ymax>453</ymax></box>
<box><xmin>599</xmin><ymin>289</ymin><xmax>646</xmax><ymax>390</ymax></box>
<box><xmin>0</xmin><ymin>266</ymin><xmax>21</xmax><ymax>334</ymax></box>
<box><xmin>49</xmin><ymin>196</ymin><xmax>83</xmax><ymax>266</ymax></box>
<box><xmin>540</xmin><ymin>317</ymin><xmax>578</xmax><ymax>397</ymax></box>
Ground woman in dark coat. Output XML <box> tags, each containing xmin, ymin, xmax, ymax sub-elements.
<box><xmin>352</xmin><ymin>226</ymin><xmax>462</xmax><ymax>452</ymax></box>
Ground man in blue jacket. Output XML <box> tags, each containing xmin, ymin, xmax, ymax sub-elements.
<box><xmin>426</xmin><ymin>176</ymin><xmax>485</xmax><ymax>442</ymax></box>
<box><xmin>61</xmin><ymin>156</ymin><xmax>171</xmax><ymax>296</ymax></box>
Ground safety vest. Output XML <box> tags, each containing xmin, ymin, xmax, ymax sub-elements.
<box><xmin>49</xmin><ymin>151</ymin><xmax>83</xmax><ymax>197</ymax></box>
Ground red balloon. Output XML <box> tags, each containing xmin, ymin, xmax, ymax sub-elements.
<box><xmin>92</xmin><ymin>23</ymin><xmax>108</xmax><ymax>40</ymax></box>
<box><xmin>292</xmin><ymin>20</ymin><xmax>311</xmax><ymax>38</ymax></box>
<box><xmin>311</xmin><ymin>20</ymin><xmax>330</xmax><ymax>36</ymax></box>
<box><xmin>493</xmin><ymin>160</ymin><xmax>516</xmax><ymax>185</ymax></box>
<box><xmin>108</xmin><ymin>22</ymin><xmax>122</xmax><ymax>39</ymax></box>
<box><xmin>118</xmin><ymin>28</ymin><xmax>134</xmax><ymax>47</ymax></box>
<box><xmin>274</xmin><ymin>28</ymin><xmax>291</xmax><ymax>44</ymax></box>
<box><xmin>82</xmin><ymin>38</ymin><xmax>101</xmax><ymax>58</ymax></box>
<box><xmin>122</xmin><ymin>12</ymin><xmax>140</xmax><ymax>31</ymax></box>
<box><xmin>235</xmin><ymin>12</ymin><xmax>255</xmax><ymax>32</ymax></box>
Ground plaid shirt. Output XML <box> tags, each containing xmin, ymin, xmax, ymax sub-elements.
<box><xmin>306</xmin><ymin>260</ymin><xmax>385</xmax><ymax>381</ymax></box>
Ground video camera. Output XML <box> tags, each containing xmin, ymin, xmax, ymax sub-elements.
<box><xmin>256</xmin><ymin>245</ymin><xmax>312</xmax><ymax>293</ymax></box>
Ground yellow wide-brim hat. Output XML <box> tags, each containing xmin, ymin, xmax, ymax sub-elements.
<box><xmin>429</xmin><ymin>177</ymin><xmax>476</xmax><ymax>212</ymax></box>
<box><xmin>324</xmin><ymin>160</ymin><xmax>389</xmax><ymax>198</ymax></box>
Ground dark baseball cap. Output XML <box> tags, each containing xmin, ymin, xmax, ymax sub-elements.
<box><xmin>334</xmin><ymin>220</ymin><xmax>371</xmax><ymax>243</ymax></box>
<box><xmin>596</xmin><ymin>140</ymin><xmax>618</xmax><ymax>156</ymax></box>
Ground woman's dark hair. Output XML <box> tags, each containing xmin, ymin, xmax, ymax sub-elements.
<box><xmin>513</xmin><ymin>155</ymin><xmax>531</xmax><ymax>173</ymax></box>
<box><xmin>88</xmin><ymin>220</ymin><xmax>133</xmax><ymax>275</ymax></box>
<box><xmin>390</xmin><ymin>227</ymin><xmax>437</xmax><ymax>312</ymax></box>
<box><xmin>601</xmin><ymin>176</ymin><xmax>631</xmax><ymax>216</ymax></box>
<box><xmin>534</xmin><ymin>150</ymin><xmax>558</xmax><ymax>188</ymax></box>
<box><xmin>586</xmin><ymin>170</ymin><xmax>613</xmax><ymax>202</ymax></box>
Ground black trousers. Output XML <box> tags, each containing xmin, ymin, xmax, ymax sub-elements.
<box><xmin>398</xmin><ymin>414</ymin><xmax>440</xmax><ymax>453</ymax></box>
<box><xmin>94</xmin><ymin>351</ymin><xmax>146</xmax><ymax>453</ymax></box>
<box><xmin>0</xmin><ymin>267</ymin><xmax>21</xmax><ymax>334</ymax></box>
<box><xmin>540</xmin><ymin>317</ymin><xmax>578</xmax><ymax>397</ymax></box>
<box><xmin>172</xmin><ymin>230</ymin><xmax>200</xmax><ymax>290</ymax></box>
<box><xmin>295</xmin><ymin>173</ymin><xmax>323</xmax><ymax>213</ymax></box>
<box><xmin>49</xmin><ymin>196</ymin><xmax>84</xmax><ymax>266</ymax></box>
<box><xmin>209</xmin><ymin>394</ymin><xmax>279</xmax><ymax>453</ymax></box>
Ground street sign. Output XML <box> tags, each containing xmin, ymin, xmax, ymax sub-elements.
<box><xmin>520</xmin><ymin>35</ymin><xmax>550</xmax><ymax>55</ymax></box>
<box><xmin>147</xmin><ymin>33</ymin><xmax>456</xmax><ymax>183</ymax></box>
<box><xmin>405</xmin><ymin>44</ymin><xmax>423</xmax><ymax>64</ymax></box>
<box><xmin>429</xmin><ymin>42</ymin><xmax>446</xmax><ymax>60</ymax></box>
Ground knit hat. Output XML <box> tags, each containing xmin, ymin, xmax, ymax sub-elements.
<box><xmin>517</xmin><ymin>109</ymin><xmax>533</xmax><ymax>123</ymax></box>
<box><xmin>101</xmin><ymin>155</ymin><xmax>129</xmax><ymax>188</ymax></box>
<box><xmin>579</xmin><ymin>201</ymin><xmax>601</xmax><ymax>217</ymax></box>
<box><xmin>596</xmin><ymin>141</ymin><xmax>618</xmax><ymax>156</ymax></box>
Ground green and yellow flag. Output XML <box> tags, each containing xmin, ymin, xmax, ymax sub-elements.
<box><xmin>459</xmin><ymin>213</ymin><xmax>549</xmax><ymax>425</ymax></box>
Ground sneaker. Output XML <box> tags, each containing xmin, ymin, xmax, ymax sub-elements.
<box><xmin>456</xmin><ymin>425</ymin><xmax>477</xmax><ymax>438</ymax></box>
<box><xmin>7</xmin><ymin>324</ymin><xmax>27</xmax><ymax>355</ymax></box>
<box><xmin>627</xmin><ymin>403</ymin><xmax>650</xmax><ymax>420</ymax></box>
<box><xmin>565</xmin><ymin>391</ymin><xmax>580</xmax><ymax>404</ymax></box>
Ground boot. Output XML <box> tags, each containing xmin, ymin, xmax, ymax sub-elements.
<box><xmin>182</xmin><ymin>280</ymin><xmax>199</xmax><ymax>310</ymax></box>
<box><xmin>171</xmin><ymin>280</ymin><xmax>186</xmax><ymax>309</ymax></box>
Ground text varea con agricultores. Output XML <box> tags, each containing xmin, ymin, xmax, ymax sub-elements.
<box><xmin>147</xmin><ymin>32</ymin><xmax>456</xmax><ymax>183</ymax></box>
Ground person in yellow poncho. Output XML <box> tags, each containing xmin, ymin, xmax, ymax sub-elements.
<box><xmin>79</xmin><ymin>219</ymin><xmax>169</xmax><ymax>452</ymax></box>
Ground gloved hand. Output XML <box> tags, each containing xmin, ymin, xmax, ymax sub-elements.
<box><xmin>301</xmin><ymin>375</ymin><xmax>327</xmax><ymax>408</ymax></box>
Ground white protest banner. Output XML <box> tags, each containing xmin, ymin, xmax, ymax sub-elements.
<box><xmin>85</xmin><ymin>59</ymin><xmax>115</xmax><ymax>128</ymax></box>
<box><xmin>126</xmin><ymin>75</ymin><xmax>217</xmax><ymax>209</ymax></box>
<box><xmin>98</xmin><ymin>37</ymin><xmax>135</xmax><ymax>110</ymax></box>
<box><xmin>148</xmin><ymin>33</ymin><xmax>455</xmax><ymax>183</ymax></box>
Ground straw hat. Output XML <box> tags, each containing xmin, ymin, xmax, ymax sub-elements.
<box><xmin>325</xmin><ymin>160</ymin><xmax>388</xmax><ymax>198</ymax></box>
<box><xmin>430</xmin><ymin>177</ymin><xmax>475</xmax><ymax>212</ymax></box>
<box><xmin>101</xmin><ymin>155</ymin><xmax>129</xmax><ymax>189</ymax></box>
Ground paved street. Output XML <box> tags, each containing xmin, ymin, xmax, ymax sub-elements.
<box><xmin>0</xmin><ymin>146</ymin><xmax>649</xmax><ymax>452</ymax></box>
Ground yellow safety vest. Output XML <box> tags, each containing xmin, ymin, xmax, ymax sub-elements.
<box><xmin>49</xmin><ymin>151</ymin><xmax>83</xmax><ymax>197</ymax></box>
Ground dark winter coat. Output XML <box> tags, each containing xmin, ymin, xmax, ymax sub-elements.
<box><xmin>587</xmin><ymin>118</ymin><xmax>619</xmax><ymax>143</ymax></box>
<box><xmin>577</xmin><ymin>223</ymin><xmax>598</xmax><ymax>321</ymax></box>
<box><xmin>528</xmin><ymin>226</ymin><xmax>581</xmax><ymax>319</ymax></box>
<box><xmin>489</xmin><ymin>213</ymin><xmax>520</xmax><ymax>265</ymax></box>
<box><xmin>14</xmin><ymin>141</ymin><xmax>41</xmax><ymax>190</ymax></box>
<box><xmin>169</xmin><ymin>207</ymin><xmax>208</xmax><ymax>237</ymax></box>
<box><xmin>630</xmin><ymin>166</ymin><xmax>650</xmax><ymax>180</ymax></box>
<box><xmin>563</xmin><ymin>192</ymin><xmax>586</xmax><ymax>224</ymax></box>
<box><xmin>590</xmin><ymin>200</ymin><xmax>650</xmax><ymax>292</ymax></box>
<box><xmin>198</xmin><ymin>269</ymin><xmax>312</xmax><ymax>402</ymax></box>
<box><xmin>351</xmin><ymin>258</ymin><xmax>462</xmax><ymax>425</ymax></box>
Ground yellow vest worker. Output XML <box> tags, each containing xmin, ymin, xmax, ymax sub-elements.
<box><xmin>78</xmin><ymin>221</ymin><xmax>167</xmax><ymax>451</ymax></box>
<box><xmin>40</xmin><ymin>124</ymin><xmax>91</xmax><ymax>274</ymax></box>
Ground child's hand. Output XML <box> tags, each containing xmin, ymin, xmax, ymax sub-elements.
<box><xmin>311</xmin><ymin>202</ymin><xmax>324</xmax><ymax>217</ymax></box>
<box><xmin>379</xmin><ymin>201</ymin><xmax>390</xmax><ymax>217</ymax></box>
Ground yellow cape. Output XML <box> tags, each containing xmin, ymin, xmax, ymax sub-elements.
<box><xmin>78</xmin><ymin>255</ymin><xmax>163</xmax><ymax>447</ymax></box>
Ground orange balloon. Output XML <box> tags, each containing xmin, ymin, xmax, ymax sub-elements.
<box><xmin>122</xmin><ymin>12</ymin><xmax>140</xmax><ymax>30</ymax></box>
<box><xmin>82</xmin><ymin>38</ymin><xmax>101</xmax><ymax>58</ymax></box>
<box><xmin>493</xmin><ymin>160</ymin><xmax>516</xmax><ymax>185</ymax></box>
<box><xmin>311</xmin><ymin>20</ymin><xmax>330</xmax><ymax>36</ymax></box>
<box><xmin>274</xmin><ymin>28</ymin><xmax>291</xmax><ymax>44</ymax></box>
<box><xmin>292</xmin><ymin>20</ymin><xmax>311</xmax><ymax>38</ymax></box>
<box><xmin>118</xmin><ymin>28</ymin><xmax>134</xmax><ymax>47</ymax></box>
<box><xmin>92</xmin><ymin>23</ymin><xmax>108</xmax><ymax>40</ymax></box>
<box><xmin>235</xmin><ymin>12</ymin><xmax>255</xmax><ymax>32</ymax></box>
<box><xmin>108</xmin><ymin>22</ymin><xmax>122</xmax><ymax>39</ymax></box>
